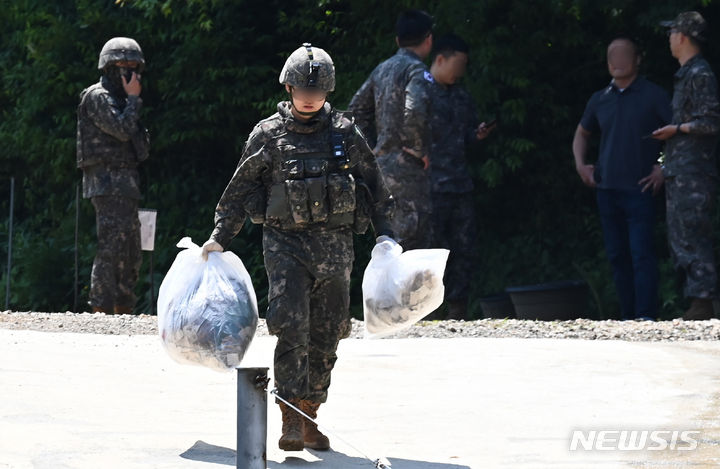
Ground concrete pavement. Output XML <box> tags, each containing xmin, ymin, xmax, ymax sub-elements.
<box><xmin>1</xmin><ymin>329</ymin><xmax>719</xmax><ymax>468</ymax></box>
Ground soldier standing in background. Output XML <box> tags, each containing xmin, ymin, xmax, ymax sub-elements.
<box><xmin>201</xmin><ymin>44</ymin><xmax>394</xmax><ymax>451</ymax></box>
<box><xmin>349</xmin><ymin>9</ymin><xmax>435</xmax><ymax>250</ymax></box>
<box><xmin>428</xmin><ymin>34</ymin><xmax>495</xmax><ymax>320</ymax></box>
<box><xmin>76</xmin><ymin>37</ymin><xmax>150</xmax><ymax>315</ymax></box>
<box><xmin>654</xmin><ymin>12</ymin><xmax>720</xmax><ymax>320</ymax></box>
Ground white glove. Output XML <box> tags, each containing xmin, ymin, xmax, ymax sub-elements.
<box><xmin>201</xmin><ymin>240</ymin><xmax>224</xmax><ymax>261</ymax></box>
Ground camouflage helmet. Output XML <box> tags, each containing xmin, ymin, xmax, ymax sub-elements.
<box><xmin>660</xmin><ymin>11</ymin><xmax>708</xmax><ymax>42</ymax></box>
<box><xmin>279</xmin><ymin>43</ymin><xmax>335</xmax><ymax>92</ymax></box>
<box><xmin>98</xmin><ymin>37</ymin><xmax>145</xmax><ymax>71</ymax></box>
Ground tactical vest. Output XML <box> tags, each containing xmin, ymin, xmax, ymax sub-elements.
<box><xmin>247</xmin><ymin>120</ymin><xmax>372</xmax><ymax>233</ymax></box>
<box><xmin>76</xmin><ymin>82</ymin><xmax>149</xmax><ymax>169</ymax></box>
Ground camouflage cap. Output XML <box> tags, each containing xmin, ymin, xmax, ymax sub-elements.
<box><xmin>660</xmin><ymin>11</ymin><xmax>708</xmax><ymax>42</ymax></box>
<box><xmin>279</xmin><ymin>43</ymin><xmax>335</xmax><ymax>92</ymax></box>
<box><xmin>98</xmin><ymin>37</ymin><xmax>145</xmax><ymax>71</ymax></box>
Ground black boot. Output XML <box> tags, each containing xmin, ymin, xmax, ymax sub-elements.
<box><xmin>446</xmin><ymin>300</ymin><xmax>467</xmax><ymax>320</ymax></box>
<box><xmin>683</xmin><ymin>298</ymin><xmax>715</xmax><ymax>320</ymax></box>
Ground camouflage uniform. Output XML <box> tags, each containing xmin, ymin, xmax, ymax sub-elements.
<box><xmin>663</xmin><ymin>53</ymin><xmax>720</xmax><ymax>299</ymax></box>
<box><xmin>210</xmin><ymin>101</ymin><xmax>393</xmax><ymax>403</ymax></box>
<box><xmin>428</xmin><ymin>82</ymin><xmax>479</xmax><ymax>303</ymax></box>
<box><xmin>77</xmin><ymin>39</ymin><xmax>149</xmax><ymax>312</ymax></box>
<box><xmin>349</xmin><ymin>48</ymin><xmax>434</xmax><ymax>250</ymax></box>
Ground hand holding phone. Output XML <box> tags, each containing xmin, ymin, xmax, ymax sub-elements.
<box><xmin>477</xmin><ymin>119</ymin><xmax>497</xmax><ymax>140</ymax></box>
<box><xmin>121</xmin><ymin>71</ymin><xmax>142</xmax><ymax>97</ymax></box>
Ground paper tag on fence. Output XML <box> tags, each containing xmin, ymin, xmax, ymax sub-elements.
<box><xmin>138</xmin><ymin>208</ymin><xmax>157</xmax><ymax>251</ymax></box>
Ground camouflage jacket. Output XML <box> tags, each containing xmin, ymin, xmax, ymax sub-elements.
<box><xmin>210</xmin><ymin>102</ymin><xmax>395</xmax><ymax>249</ymax></box>
<box><xmin>348</xmin><ymin>48</ymin><xmax>433</xmax><ymax>161</ymax></box>
<box><xmin>76</xmin><ymin>76</ymin><xmax>149</xmax><ymax>199</ymax></box>
<box><xmin>664</xmin><ymin>54</ymin><xmax>720</xmax><ymax>178</ymax></box>
<box><xmin>428</xmin><ymin>82</ymin><xmax>479</xmax><ymax>193</ymax></box>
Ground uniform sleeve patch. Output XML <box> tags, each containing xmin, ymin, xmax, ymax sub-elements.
<box><xmin>424</xmin><ymin>70</ymin><xmax>435</xmax><ymax>83</ymax></box>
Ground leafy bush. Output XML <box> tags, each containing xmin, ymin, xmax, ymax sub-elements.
<box><xmin>1</xmin><ymin>0</ymin><xmax>719</xmax><ymax>318</ymax></box>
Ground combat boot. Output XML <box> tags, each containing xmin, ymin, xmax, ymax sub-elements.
<box><xmin>113</xmin><ymin>305</ymin><xmax>133</xmax><ymax>315</ymax></box>
<box><xmin>278</xmin><ymin>400</ymin><xmax>304</xmax><ymax>451</ymax></box>
<box><xmin>446</xmin><ymin>301</ymin><xmax>467</xmax><ymax>320</ymax></box>
<box><xmin>683</xmin><ymin>298</ymin><xmax>715</xmax><ymax>320</ymax></box>
<box><xmin>301</xmin><ymin>400</ymin><xmax>330</xmax><ymax>450</ymax></box>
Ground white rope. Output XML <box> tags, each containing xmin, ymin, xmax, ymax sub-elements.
<box><xmin>270</xmin><ymin>388</ymin><xmax>391</xmax><ymax>469</ymax></box>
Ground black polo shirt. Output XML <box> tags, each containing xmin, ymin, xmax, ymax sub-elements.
<box><xmin>580</xmin><ymin>76</ymin><xmax>672</xmax><ymax>191</ymax></box>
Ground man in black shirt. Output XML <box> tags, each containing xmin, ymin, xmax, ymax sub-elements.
<box><xmin>573</xmin><ymin>37</ymin><xmax>671</xmax><ymax>320</ymax></box>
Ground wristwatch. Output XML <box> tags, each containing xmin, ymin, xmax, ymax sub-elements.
<box><xmin>676</xmin><ymin>123</ymin><xmax>682</xmax><ymax>134</ymax></box>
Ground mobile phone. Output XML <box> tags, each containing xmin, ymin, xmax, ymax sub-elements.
<box><xmin>120</xmin><ymin>68</ymin><xmax>139</xmax><ymax>83</ymax></box>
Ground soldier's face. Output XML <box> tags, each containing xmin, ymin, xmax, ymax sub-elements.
<box><xmin>115</xmin><ymin>60</ymin><xmax>141</xmax><ymax>82</ymax></box>
<box><xmin>115</xmin><ymin>60</ymin><xmax>140</xmax><ymax>68</ymax></box>
<box><xmin>435</xmin><ymin>51</ymin><xmax>468</xmax><ymax>85</ymax></box>
<box><xmin>286</xmin><ymin>85</ymin><xmax>326</xmax><ymax>114</ymax></box>
<box><xmin>606</xmin><ymin>40</ymin><xmax>638</xmax><ymax>80</ymax></box>
<box><xmin>668</xmin><ymin>30</ymin><xmax>682</xmax><ymax>57</ymax></box>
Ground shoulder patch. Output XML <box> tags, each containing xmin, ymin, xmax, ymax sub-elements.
<box><xmin>424</xmin><ymin>70</ymin><xmax>435</xmax><ymax>83</ymax></box>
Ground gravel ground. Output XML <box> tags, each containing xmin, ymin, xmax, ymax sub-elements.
<box><xmin>1</xmin><ymin>311</ymin><xmax>720</xmax><ymax>341</ymax></box>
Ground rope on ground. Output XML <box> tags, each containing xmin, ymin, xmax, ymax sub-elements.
<box><xmin>270</xmin><ymin>388</ymin><xmax>391</xmax><ymax>469</ymax></box>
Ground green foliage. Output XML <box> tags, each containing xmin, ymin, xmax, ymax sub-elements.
<box><xmin>1</xmin><ymin>0</ymin><xmax>719</xmax><ymax>318</ymax></box>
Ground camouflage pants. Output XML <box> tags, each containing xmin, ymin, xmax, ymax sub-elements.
<box><xmin>90</xmin><ymin>196</ymin><xmax>142</xmax><ymax>311</ymax></box>
<box><xmin>432</xmin><ymin>192</ymin><xmax>477</xmax><ymax>302</ymax></box>
<box><xmin>263</xmin><ymin>226</ymin><xmax>353</xmax><ymax>403</ymax></box>
<box><xmin>377</xmin><ymin>151</ymin><xmax>433</xmax><ymax>250</ymax></box>
<box><xmin>665</xmin><ymin>174</ymin><xmax>718</xmax><ymax>299</ymax></box>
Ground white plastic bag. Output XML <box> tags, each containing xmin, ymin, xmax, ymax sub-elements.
<box><xmin>157</xmin><ymin>237</ymin><xmax>258</xmax><ymax>371</ymax></box>
<box><xmin>362</xmin><ymin>239</ymin><xmax>449</xmax><ymax>338</ymax></box>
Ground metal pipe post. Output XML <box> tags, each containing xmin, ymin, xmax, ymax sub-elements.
<box><xmin>150</xmin><ymin>251</ymin><xmax>155</xmax><ymax>315</ymax></box>
<box><xmin>74</xmin><ymin>183</ymin><xmax>79</xmax><ymax>313</ymax></box>
<box><xmin>5</xmin><ymin>177</ymin><xmax>14</xmax><ymax>311</ymax></box>
<box><xmin>236</xmin><ymin>367</ymin><xmax>269</xmax><ymax>469</ymax></box>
